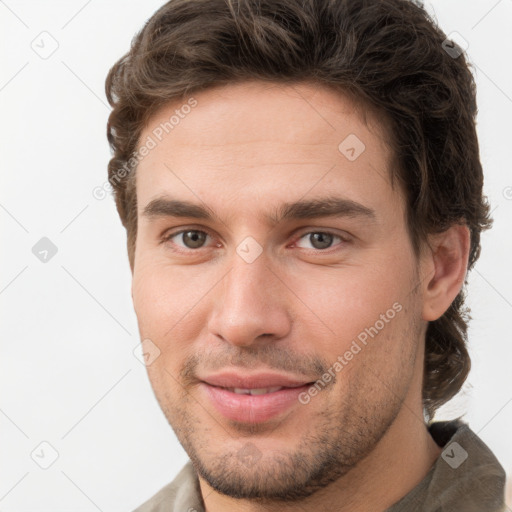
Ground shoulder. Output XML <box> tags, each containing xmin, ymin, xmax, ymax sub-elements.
<box><xmin>429</xmin><ymin>420</ymin><xmax>506</xmax><ymax>511</ymax></box>
<box><xmin>133</xmin><ymin>461</ymin><xmax>204</xmax><ymax>512</ymax></box>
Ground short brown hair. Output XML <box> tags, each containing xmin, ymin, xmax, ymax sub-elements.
<box><xmin>105</xmin><ymin>0</ymin><xmax>492</xmax><ymax>419</ymax></box>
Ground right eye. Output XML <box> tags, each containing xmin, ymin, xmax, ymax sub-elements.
<box><xmin>163</xmin><ymin>229</ymin><xmax>212</xmax><ymax>250</ymax></box>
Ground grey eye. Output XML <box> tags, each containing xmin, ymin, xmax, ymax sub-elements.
<box><xmin>296</xmin><ymin>232</ymin><xmax>341</xmax><ymax>250</ymax></box>
<box><xmin>177</xmin><ymin>230</ymin><xmax>208</xmax><ymax>249</ymax></box>
<box><xmin>308</xmin><ymin>232</ymin><xmax>333</xmax><ymax>249</ymax></box>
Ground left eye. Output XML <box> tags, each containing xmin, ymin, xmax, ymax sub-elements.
<box><xmin>295</xmin><ymin>232</ymin><xmax>343</xmax><ymax>250</ymax></box>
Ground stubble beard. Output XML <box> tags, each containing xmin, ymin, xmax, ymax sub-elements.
<box><xmin>160</xmin><ymin>373</ymin><xmax>407</xmax><ymax>503</ymax></box>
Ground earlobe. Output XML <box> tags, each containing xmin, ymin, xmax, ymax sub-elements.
<box><xmin>422</xmin><ymin>224</ymin><xmax>470</xmax><ymax>322</ymax></box>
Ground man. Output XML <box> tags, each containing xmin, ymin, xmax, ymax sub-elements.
<box><xmin>105</xmin><ymin>0</ymin><xmax>506</xmax><ymax>510</ymax></box>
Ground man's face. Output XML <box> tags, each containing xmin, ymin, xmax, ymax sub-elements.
<box><xmin>132</xmin><ymin>81</ymin><xmax>427</xmax><ymax>500</ymax></box>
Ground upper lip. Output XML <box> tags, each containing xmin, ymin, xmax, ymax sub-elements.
<box><xmin>200</xmin><ymin>371</ymin><xmax>314</xmax><ymax>389</ymax></box>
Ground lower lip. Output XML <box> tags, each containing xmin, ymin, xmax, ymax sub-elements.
<box><xmin>200</xmin><ymin>383</ymin><xmax>311</xmax><ymax>423</ymax></box>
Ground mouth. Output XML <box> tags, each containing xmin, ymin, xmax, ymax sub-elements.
<box><xmin>198</xmin><ymin>372</ymin><xmax>315</xmax><ymax>423</ymax></box>
<box><xmin>219</xmin><ymin>386</ymin><xmax>291</xmax><ymax>395</ymax></box>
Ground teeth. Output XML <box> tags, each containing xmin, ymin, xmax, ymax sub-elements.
<box><xmin>230</xmin><ymin>386</ymin><xmax>283</xmax><ymax>395</ymax></box>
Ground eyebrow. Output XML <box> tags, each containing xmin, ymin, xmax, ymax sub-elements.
<box><xmin>142</xmin><ymin>196</ymin><xmax>376</xmax><ymax>225</ymax></box>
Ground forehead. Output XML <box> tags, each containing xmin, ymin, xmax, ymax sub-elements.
<box><xmin>140</xmin><ymin>80</ymin><xmax>390</xmax><ymax>150</ymax></box>
<box><xmin>135</xmin><ymin>81</ymin><xmax>399</xmax><ymax>219</ymax></box>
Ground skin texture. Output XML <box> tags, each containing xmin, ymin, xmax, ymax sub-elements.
<box><xmin>131</xmin><ymin>81</ymin><xmax>469</xmax><ymax>512</ymax></box>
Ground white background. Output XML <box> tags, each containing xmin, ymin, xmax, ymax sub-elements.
<box><xmin>1</xmin><ymin>1</ymin><xmax>511</xmax><ymax>510</ymax></box>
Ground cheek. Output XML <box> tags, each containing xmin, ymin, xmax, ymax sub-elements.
<box><xmin>132</xmin><ymin>264</ymin><xmax>202</xmax><ymax>398</ymax></box>
<box><xmin>292</xmin><ymin>265</ymin><xmax>410</xmax><ymax>336</ymax></box>
<box><xmin>132</xmin><ymin>265</ymin><xmax>169</xmax><ymax>337</ymax></box>
<box><xmin>131</xmin><ymin>260</ymin><xmax>215</xmax><ymax>347</ymax></box>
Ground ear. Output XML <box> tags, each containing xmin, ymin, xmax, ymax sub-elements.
<box><xmin>421</xmin><ymin>224</ymin><xmax>470</xmax><ymax>322</ymax></box>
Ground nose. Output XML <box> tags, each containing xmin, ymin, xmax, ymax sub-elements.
<box><xmin>207</xmin><ymin>253</ymin><xmax>292</xmax><ymax>347</ymax></box>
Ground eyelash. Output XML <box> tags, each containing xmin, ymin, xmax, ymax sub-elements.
<box><xmin>160</xmin><ymin>228</ymin><xmax>349</xmax><ymax>254</ymax></box>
